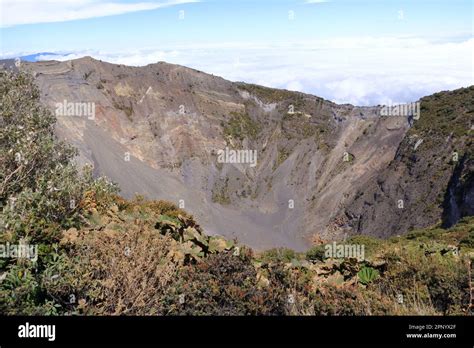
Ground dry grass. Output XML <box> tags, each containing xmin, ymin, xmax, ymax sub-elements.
<box><xmin>53</xmin><ymin>225</ymin><xmax>178</xmax><ymax>315</ymax></box>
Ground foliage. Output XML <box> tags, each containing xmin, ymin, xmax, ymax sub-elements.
<box><xmin>0</xmin><ymin>70</ymin><xmax>118</xmax><ymax>247</ymax></box>
<box><xmin>346</xmin><ymin>235</ymin><xmax>384</xmax><ymax>258</ymax></box>
<box><xmin>357</xmin><ymin>266</ymin><xmax>379</xmax><ymax>285</ymax></box>
<box><xmin>413</xmin><ymin>86</ymin><xmax>473</xmax><ymax>138</ymax></box>
<box><xmin>162</xmin><ymin>252</ymin><xmax>289</xmax><ymax>315</ymax></box>
<box><xmin>259</xmin><ymin>248</ymin><xmax>301</xmax><ymax>263</ymax></box>
<box><xmin>237</xmin><ymin>83</ymin><xmax>306</xmax><ymax>106</ymax></box>
<box><xmin>0</xmin><ymin>70</ymin><xmax>117</xmax><ymax>314</ymax></box>
<box><xmin>223</xmin><ymin>111</ymin><xmax>261</xmax><ymax>141</ymax></box>
<box><xmin>305</xmin><ymin>245</ymin><xmax>327</xmax><ymax>262</ymax></box>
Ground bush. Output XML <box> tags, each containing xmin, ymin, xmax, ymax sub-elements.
<box><xmin>306</xmin><ymin>244</ymin><xmax>326</xmax><ymax>262</ymax></box>
<box><xmin>377</xmin><ymin>245</ymin><xmax>469</xmax><ymax>315</ymax></box>
<box><xmin>259</xmin><ymin>248</ymin><xmax>301</xmax><ymax>263</ymax></box>
<box><xmin>162</xmin><ymin>252</ymin><xmax>289</xmax><ymax>315</ymax></box>
<box><xmin>0</xmin><ymin>70</ymin><xmax>118</xmax><ymax>246</ymax></box>
<box><xmin>0</xmin><ymin>70</ymin><xmax>117</xmax><ymax>314</ymax></box>
<box><xmin>42</xmin><ymin>228</ymin><xmax>178</xmax><ymax>315</ymax></box>
<box><xmin>346</xmin><ymin>235</ymin><xmax>383</xmax><ymax>257</ymax></box>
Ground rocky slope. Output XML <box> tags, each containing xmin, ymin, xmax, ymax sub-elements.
<box><xmin>8</xmin><ymin>57</ymin><xmax>473</xmax><ymax>250</ymax></box>
<box><xmin>345</xmin><ymin>88</ymin><xmax>474</xmax><ymax>238</ymax></box>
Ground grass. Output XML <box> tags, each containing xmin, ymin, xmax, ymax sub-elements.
<box><xmin>237</xmin><ymin>83</ymin><xmax>305</xmax><ymax>106</ymax></box>
<box><xmin>112</xmin><ymin>100</ymin><xmax>134</xmax><ymax>120</ymax></box>
<box><xmin>273</xmin><ymin>148</ymin><xmax>290</xmax><ymax>170</ymax></box>
<box><xmin>211</xmin><ymin>178</ymin><xmax>231</xmax><ymax>205</ymax></box>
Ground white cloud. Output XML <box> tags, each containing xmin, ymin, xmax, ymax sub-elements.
<box><xmin>0</xmin><ymin>0</ymin><xmax>198</xmax><ymax>27</ymax></box>
<box><xmin>305</xmin><ymin>0</ymin><xmax>330</xmax><ymax>3</ymax></box>
<box><xmin>8</xmin><ymin>36</ymin><xmax>474</xmax><ymax>106</ymax></box>
<box><xmin>286</xmin><ymin>80</ymin><xmax>304</xmax><ymax>92</ymax></box>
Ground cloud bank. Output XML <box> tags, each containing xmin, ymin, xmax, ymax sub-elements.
<box><xmin>8</xmin><ymin>36</ymin><xmax>474</xmax><ymax>106</ymax></box>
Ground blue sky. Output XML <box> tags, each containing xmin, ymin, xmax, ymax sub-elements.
<box><xmin>1</xmin><ymin>0</ymin><xmax>473</xmax><ymax>105</ymax></box>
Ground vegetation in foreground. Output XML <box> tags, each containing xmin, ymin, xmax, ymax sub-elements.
<box><xmin>1</xmin><ymin>70</ymin><xmax>473</xmax><ymax>316</ymax></box>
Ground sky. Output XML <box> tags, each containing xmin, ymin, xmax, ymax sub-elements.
<box><xmin>0</xmin><ymin>0</ymin><xmax>473</xmax><ymax>105</ymax></box>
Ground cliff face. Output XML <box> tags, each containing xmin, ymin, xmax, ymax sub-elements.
<box><xmin>344</xmin><ymin>87</ymin><xmax>474</xmax><ymax>238</ymax></box>
<box><xmin>14</xmin><ymin>57</ymin><xmax>473</xmax><ymax>250</ymax></box>
<box><xmin>443</xmin><ymin>155</ymin><xmax>474</xmax><ymax>228</ymax></box>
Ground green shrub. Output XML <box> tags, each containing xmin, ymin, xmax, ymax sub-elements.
<box><xmin>0</xmin><ymin>70</ymin><xmax>117</xmax><ymax>314</ymax></box>
<box><xmin>358</xmin><ymin>266</ymin><xmax>379</xmax><ymax>285</ymax></box>
<box><xmin>377</xmin><ymin>244</ymin><xmax>469</xmax><ymax>315</ymax></box>
<box><xmin>0</xmin><ymin>71</ymin><xmax>118</xmax><ymax>245</ymax></box>
<box><xmin>259</xmin><ymin>248</ymin><xmax>301</xmax><ymax>263</ymax></box>
<box><xmin>306</xmin><ymin>245</ymin><xmax>326</xmax><ymax>262</ymax></box>
<box><xmin>346</xmin><ymin>235</ymin><xmax>383</xmax><ymax>257</ymax></box>
<box><xmin>223</xmin><ymin>111</ymin><xmax>261</xmax><ymax>141</ymax></box>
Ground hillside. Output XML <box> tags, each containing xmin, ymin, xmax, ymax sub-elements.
<box><xmin>0</xmin><ymin>69</ymin><xmax>473</xmax><ymax>316</ymax></box>
<box><xmin>7</xmin><ymin>57</ymin><xmax>471</xmax><ymax>250</ymax></box>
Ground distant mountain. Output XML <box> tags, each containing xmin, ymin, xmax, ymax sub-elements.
<box><xmin>10</xmin><ymin>57</ymin><xmax>473</xmax><ymax>250</ymax></box>
<box><xmin>19</xmin><ymin>52</ymin><xmax>65</xmax><ymax>62</ymax></box>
